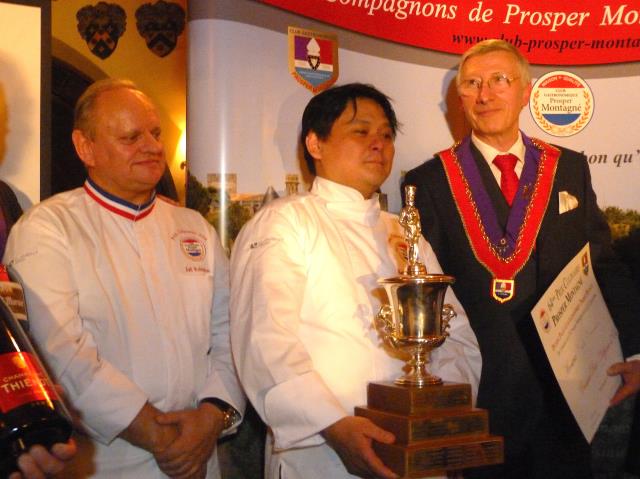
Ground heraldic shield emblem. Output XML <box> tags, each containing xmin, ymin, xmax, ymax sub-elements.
<box><xmin>76</xmin><ymin>2</ymin><xmax>126</xmax><ymax>60</ymax></box>
<box><xmin>136</xmin><ymin>1</ymin><xmax>186</xmax><ymax>58</ymax></box>
<box><xmin>288</xmin><ymin>27</ymin><xmax>339</xmax><ymax>94</ymax></box>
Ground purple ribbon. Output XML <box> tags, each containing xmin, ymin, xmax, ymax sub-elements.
<box><xmin>455</xmin><ymin>134</ymin><xmax>541</xmax><ymax>259</ymax></box>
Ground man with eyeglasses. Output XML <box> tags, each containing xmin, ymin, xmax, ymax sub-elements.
<box><xmin>403</xmin><ymin>39</ymin><xmax>640</xmax><ymax>478</ymax></box>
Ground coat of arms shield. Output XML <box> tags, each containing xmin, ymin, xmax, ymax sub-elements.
<box><xmin>288</xmin><ymin>27</ymin><xmax>339</xmax><ymax>94</ymax></box>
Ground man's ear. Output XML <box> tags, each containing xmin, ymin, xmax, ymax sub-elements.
<box><xmin>521</xmin><ymin>82</ymin><xmax>533</xmax><ymax>107</ymax></box>
<box><xmin>305</xmin><ymin>132</ymin><xmax>322</xmax><ymax>160</ymax></box>
<box><xmin>71</xmin><ymin>129</ymin><xmax>96</xmax><ymax>168</ymax></box>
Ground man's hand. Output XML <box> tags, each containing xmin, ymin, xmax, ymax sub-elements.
<box><xmin>322</xmin><ymin>416</ymin><xmax>398</xmax><ymax>479</ymax></box>
<box><xmin>118</xmin><ymin>402</ymin><xmax>179</xmax><ymax>457</ymax></box>
<box><xmin>153</xmin><ymin>402</ymin><xmax>225</xmax><ymax>479</ymax></box>
<box><xmin>9</xmin><ymin>439</ymin><xmax>77</xmax><ymax>479</ymax></box>
<box><xmin>608</xmin><ymin>359</ymin><xmax>640</xmax><ymax>406</ymax></box>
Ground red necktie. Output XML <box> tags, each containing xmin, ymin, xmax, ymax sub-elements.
<box><xmin>493</xmin><ymin>154</ymin><xmax>519</xmax><ymax>206</ymax></box>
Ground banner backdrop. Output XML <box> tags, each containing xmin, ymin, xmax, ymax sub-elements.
<box><xmin>259</xmin><ymin>0</ymin><xmax>640</xmax><ymax>65</ymax></box>
<box><xmin>188</xmin><ymin>0</ymin><xmax>640</xmax><ymax>249</ymax></box>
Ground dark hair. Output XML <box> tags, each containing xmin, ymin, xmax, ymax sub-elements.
<box><xmin>300</xmin><ymin>83</ymin><xmax>399</xmax><ymax>175</ymax></box>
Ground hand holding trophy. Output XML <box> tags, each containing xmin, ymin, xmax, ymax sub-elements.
<box><xmin>355</xmin><ymin>185</ymin><xmax>503</xmax><ymax>478</ymax></box>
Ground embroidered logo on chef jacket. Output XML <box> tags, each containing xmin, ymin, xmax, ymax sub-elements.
<box><xmin>388</xmin><ymin>233</ymin><xmax>408</xmax><ymax>274</ymax></box>
<box><xmin>180</xmin><ymin>238</ymin><xmax>206</xmax><ymax>261</ymax></box>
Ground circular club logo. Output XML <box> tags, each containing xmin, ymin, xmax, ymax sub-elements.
<box><xmin>180</xmin><ymin>237</ymin><xmax>206</xmax><ymax>261</ymax></box>
<box><xmin>530</xmin><ymin>71</ymin><xmax>593</xmax><ymax>137</ymax></box>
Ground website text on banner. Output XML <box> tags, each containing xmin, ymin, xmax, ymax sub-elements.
<box><xmin>258</xmin><ymin>0</ymin><xmax>640</xmax><ymax>65</ymax></box>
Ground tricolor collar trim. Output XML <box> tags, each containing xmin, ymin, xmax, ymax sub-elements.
<box><xmin>84</xmin><ymin>179</ymin><xmax>156</xmax><ymax>221</ymax></box>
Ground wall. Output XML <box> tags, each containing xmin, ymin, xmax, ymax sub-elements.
<box><xmin>0</xmin><ymin>2</ymin><xmax>42</xmax><ymax>209</ymax></box>
<box><xmin>52</xmin><ymin>0</ymin><xmax>187</xmax><ymax>200</ymax></box>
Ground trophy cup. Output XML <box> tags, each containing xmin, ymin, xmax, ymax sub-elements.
<box><xmin>354</xmin><ymin>185</ymin><xmax>503</xmax><ymax>478</ymax></box>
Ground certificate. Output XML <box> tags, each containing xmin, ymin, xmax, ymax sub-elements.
<box><xmin>531</xmin><ymin>243</ymin><xmax>622</xmax><ymax>442</ymax></box>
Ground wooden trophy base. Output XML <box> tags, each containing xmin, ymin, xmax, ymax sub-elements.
<box><xmin>373</xmin><ymin>435</ymin><xmax>504</xmax><ymax>478</ymax></box>
<box><xmin>365</xmin><ymin>381</ymin><xmax>472</xmax><ymax>415</ymax></box>
<box><xmin>356</xmin><ymin>381</ymin><xmax>503</xmax><ymax>478</ymax></box>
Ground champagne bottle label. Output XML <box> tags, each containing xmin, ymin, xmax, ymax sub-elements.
<box><xmin>0</xmin><ymin>282</ymin><xmax>27</xmax><ymax>322</ymax></box>
<box><xmin>0</xmin><ymin>351</ymin><xmax>60</xmax><ymax>413</ymax></box>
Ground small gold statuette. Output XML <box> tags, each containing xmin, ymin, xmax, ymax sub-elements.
<box><xmin>398</xmin><ymin>185</ymin><xmax>427</xmax><ymax>276</ymax></box>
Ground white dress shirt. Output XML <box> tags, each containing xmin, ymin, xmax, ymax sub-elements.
<box><xmin>472</xmin><ymin>131</ymin><xmax>526</xmax><ymax>183</ymax></box>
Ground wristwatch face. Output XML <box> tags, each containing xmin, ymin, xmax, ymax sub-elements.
<box><xmin>202</xmin><ymin>398</ymin><xmax>240</xmax><ymax>429</ymax></box>
<box><xmin>224</xmin><ymin>407</ymin><xmax>241</xmax><ymax>429</ymax></box>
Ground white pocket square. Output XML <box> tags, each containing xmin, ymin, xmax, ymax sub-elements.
<box><xmin>558</xmin><ymin>191</ymin><xmax>579</xmax><ymax>214</ymax></box>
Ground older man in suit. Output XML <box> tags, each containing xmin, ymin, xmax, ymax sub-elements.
<box><xmin>402</xmin><ymin>39</ymin><xmax>640</xmax><ymax>478</ymax></box>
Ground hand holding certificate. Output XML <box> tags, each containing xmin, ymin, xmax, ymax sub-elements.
<box><xmin>607</xmin><ymin>359</ymin><xmax>640</xmax><ymax>406</ymax></box>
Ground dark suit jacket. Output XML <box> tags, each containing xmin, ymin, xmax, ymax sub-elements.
<box><xmin>0</xmin><ymin>181</ymin><xmax>23</xmax><ymax>258</ymax></box>
<box><xmin>403</xmin><ymin>139</ymin><xmax>640</xmax><ymax>477</ymax></box>
<box><xmin>0</xmin><ymin>180</ymin><xmax>23</xmax><ymax>230</ymax></box>
<box><xmin>613</xmin><ymin>228</ymin><xmax>640</xmax><ymax>474</ymax></box>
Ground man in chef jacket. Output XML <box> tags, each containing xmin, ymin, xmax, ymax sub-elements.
<box><xmin>4</xmin><ymin>79</ymin><xmax>244</xmax><ymax>478</ymax></box>
<box><xmin>230</xmin><ymin>83</ymin><xmax>480</xmax><ymax>479</ymax></box>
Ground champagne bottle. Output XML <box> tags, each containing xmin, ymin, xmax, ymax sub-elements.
<box><xmin>0</xmin><ymin>267</ymin><xmax>72</xmax><ymax>476</ymax></box>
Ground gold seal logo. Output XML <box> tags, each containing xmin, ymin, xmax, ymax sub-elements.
<box><xmin>530</xmin><ymin>71</ymin><xmax>593</xmax><ymax>137</ymax></box>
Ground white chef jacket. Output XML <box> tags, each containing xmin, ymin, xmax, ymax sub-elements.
<box><xmin>3</xmin><ymin>180</ymin><xmax>245</xmax><ymax>479</ymax></box>
<box><xmin>230</xmin><ymin>177</ymin><xmax>481</xmax><ymax>479</ymax></box>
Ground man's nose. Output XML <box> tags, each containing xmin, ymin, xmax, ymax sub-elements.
<box><xmin>476</xmin><ymin>81</ymin><xmax>494</xmax><ymax>102</ymax></box>
<box><xmin>142</xmin><ymin>132</ymin><xmax>163</xmax><ymax>152</ymax></box>
<box><xmin>370</xmin><ymin>133</ymin><xmax>387</xmax><ymax>150</ymax></box>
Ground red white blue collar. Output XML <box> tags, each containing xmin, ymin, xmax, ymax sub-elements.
<box><xmin>84</xmin><ymin>178</ymin><xmax>156</xmax><ymax>221</ymax></box>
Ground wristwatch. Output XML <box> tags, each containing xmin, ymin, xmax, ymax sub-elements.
<box><xmin>200</xmin><ymin>398</ymin><xmax>241</xmax><ymax>430</ymax></box>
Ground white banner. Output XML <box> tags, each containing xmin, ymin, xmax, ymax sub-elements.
<box><xmin>188</xmin><ymin>0</ymin><xmax>640</xmax><ymax>247</ymax></box>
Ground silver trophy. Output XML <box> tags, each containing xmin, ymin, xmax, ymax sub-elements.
<box><xmin>376</xmin><ymin>185</ymin><xmax>456</xmax><ymax>387</ymax></box>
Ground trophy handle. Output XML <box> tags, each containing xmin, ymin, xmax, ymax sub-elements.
<box><xmin>376</xmin><ymin>304</ymin><xmax>397</xmax><ymax>348</ymax></box>
<box><xmin>441</xmin><ymin>304</ymin><xmax>456</xmax><ymax>337</ymax></box>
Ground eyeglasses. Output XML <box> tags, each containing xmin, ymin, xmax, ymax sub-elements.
<box><xmin>458</xmin><ymin>73</ymin><xmax>519</xmax><ymax>96</ymax></box>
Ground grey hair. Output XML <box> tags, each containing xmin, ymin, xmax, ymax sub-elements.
<box><xmin>74</xmin><ymin>78</ymin><xmax>142</xmax><ymax>138</ymax></box>
<box><xmin>457</xmin><ymin>39</ymin><xmax>531</xmax><ymax>86</ymax></box>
